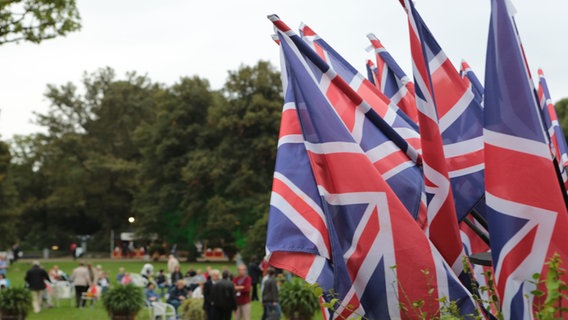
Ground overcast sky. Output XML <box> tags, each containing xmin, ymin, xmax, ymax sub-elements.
<box><xmin>0</xmin><ymin>0</ymin><xmax>566</xmax><ymax>140</ymax></box>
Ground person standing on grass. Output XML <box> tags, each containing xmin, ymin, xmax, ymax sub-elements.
<box><xmin>167</xmin><ymin>254</ymin><xmax>180</xmax><ymax>274</ymax></box>
<box><xmin>70</xmin><ymin>242</ymin><xmax>77</xmax><ymax>260</ymax></box>
<box><xmin>25</xmin><ymin>261</ymin><xmax>51</xmax><ymax>313</ymax></box>
<box><xmin>70</xmin><ymin>262</ymin><xmax>91</xmax><ymax>308</ymax></box>
<box><xmin>248</xmin><ymin>257</ymin><xmax>262</xmax><ymax>301</ymax></box>
<box><xmin>211</xmin><ymin>270</ymin><xmax>237</xmax><ymax>320</ymax></box>
<box><xmin>261</xmin><ymin>268</ymin><xmax>280</xmax><ymax>320</ymax></box>
<box><xmin>233</xmin><ymin>264</ymin><xmax>252</xmax><ymax>320</ymax></box>
<box><xmin>203</xmin><ymin>269</ymin><xmax>218</xmax><ymax>320</ymax></box>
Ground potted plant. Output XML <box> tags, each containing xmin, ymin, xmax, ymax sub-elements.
<box><xmin>0</xmin><ymin>287</ymin><xmax>32</xmax><ymax>320</ymax></box>
<box><xmin>102</xmin><ymin>284</ymin><xmax>145</xmax><ymax>320</ymax></box>
<box><xmin>280</xmin><ymin>278</ymin><xmax>320</xmax><ymax>320</ymax></box>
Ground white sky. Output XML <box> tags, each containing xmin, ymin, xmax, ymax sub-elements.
<box><xmin>0</xmin><ymin>0</ymin><xmax>566</xmax><ymax>139</ymax></box>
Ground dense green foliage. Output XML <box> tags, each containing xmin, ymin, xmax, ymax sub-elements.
<box><xmin>0</xmin><ymin>287</ymin><xmax>32</xmax><ymax>317</ymax></box>
<box><xmin>280</xmin><ymin>278</ymin><xmax>320</xmax><ymax>320</ymax></box>
<box><xmin>555</xmin><ymin>99</ymin><xmax>568</xmax><ymax>144</ymax></box>
<box><xmin>0</xmin><ymin>0</ymin><xmax>81</xmax><ymax>45</ymax></box>
<box><xmin>5</xmin><ymin>61</ymin><xmax>282</xmax><ymax>259</ymax></box>
<box><xmin>102</xmin><ymin>284</ymin><xmax>145</xmax><ymax>317</ymax></box>
<box><xmin>179</xmin><ymin>298</ymin><xmax>206</xmax><ymax>320</ymax></box>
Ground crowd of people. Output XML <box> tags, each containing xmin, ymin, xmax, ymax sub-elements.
<box><xmin>6</xmin><ymin>254</ymin><xmax>284</xmax><ymax>320</ymax></box>
<box><xmin>156</xmin><ymin>255</ymin><xmax>282</xmax><ymax>320</ymax></box>
<box><xmin>22</xmin><ymin>260</ymin><xmax>112</xmax><ymax>313</ymax></box>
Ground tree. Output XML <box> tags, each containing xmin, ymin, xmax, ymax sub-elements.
<box><xmin>10</xmin><ymin>61</ymin><xmax>283</xmax><ymax>256</ymax></box>
<box><xmin>0</xmin><ymin>0</ymin><xmax>81</xmax><ymax>45</ymax></box>
<box><xmin>182</xmin><ymin>61</ymin><xmax>282</xmax><ymax>256</ymax></box>
<box><xmin>555</xmin><ymin>98</ymin><xmax>568</xmax><ymax>143</ymax></box>
<box><xmin>0</xmin><ymin>141</ymin><xmax>19</xmax><ymax>247</ymax></box>
<box><xmin>134</xmin><ymin>61</ymin><xmax>282</xmax><ymax>258</ymax></box>
<box><xmin>13</xmin><ymin>68</ymin><xmax>161</xmax><ymax>250</ymax></box>
<box><xmin>134</xmin><ymin>76</ymin><xmax>219</xmax><ymax>247</ymax></box>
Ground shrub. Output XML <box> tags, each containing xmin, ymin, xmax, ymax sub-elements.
<box><xmin>102</xmin><ymin>284</ymin><xmax>145</xmax><ymax>319</ymax></box>
<box><xmin>179</xmin><ymin>298</ymin><xmax>206</xmax><ymax>320</ymax></box>
<box><xmin>0</xmin><ymin>287</ymin><xmax>32</xmax><ymax>318</ymax></box>
<box><xmin>280</xmin><ymin>278</ymin><xmax>320</xmax><ymax>320</ymax></box>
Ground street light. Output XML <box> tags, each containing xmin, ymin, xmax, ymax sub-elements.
<box><xmin>128</xmin><ymin>216</ymin><xmax>135</xmax><ymax>223</ymax></box>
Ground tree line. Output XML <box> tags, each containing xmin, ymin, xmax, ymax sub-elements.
<box><xmin>1</xmin><ymin>61</ymin><xmax>282</xmax><ymax>261</ymax></box>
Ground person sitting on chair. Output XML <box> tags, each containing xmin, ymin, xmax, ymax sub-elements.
<box><xmin>145</xmin><ymin>283</ymin><xmax>160</xmax><ymax>303</ymax></box>
<box><xmin>167</xmin><ymin>280</ymin><xmax>188</xmax><ymax>312</ymax></box>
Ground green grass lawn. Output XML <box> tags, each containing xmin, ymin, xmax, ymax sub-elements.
<box><xmin>4</xmin><ymin>259</ymin><xmax>323</xmax><ymax>320</ymax></box>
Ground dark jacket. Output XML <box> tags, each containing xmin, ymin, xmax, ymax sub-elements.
<box><xmin>203</xmin><ymin>279</ymin><xmax>213</xmax><ymax>310</ymax></box>
<box><xmin>171</xmin><ymin>271</ymin><xmax>183</xmax><ymax>283</ymax></box>
<box><xmin>210</xmin><ymin>279</ymin><xmax>237</xmax><ymax>311</ymax></box>
<box><xmin>167</xmin><ymin>286</ymin><xmax>188</xmax><ymax>303</ymax></box>
<box><xmin>248</xmin><ymin>263</ymin><xmax>262</xmax><ymax>284</ymax></box>
<box><xmin>155</xmin><ymin>274</ymin><xmax>167</xmax><ymax>286</ymax></box>
<box><xmin>262</xmin><ymin>277</ymin><xmax>279</xmax><ymax>304</ymax></box>
<box><xmin>25</xmin><ymin>266</ymin><xmax>50</xmax><ymax>291</ymax></box>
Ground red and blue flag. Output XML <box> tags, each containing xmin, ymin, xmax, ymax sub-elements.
<box><xmin>460</xmin><ymin>60</ymin><xmax>484</xmax><ymax>106</ymax></box>
<box><xmin>367</xmin><ymin>33</ymin><xmax>419</xmax><ymax>124</ymax></box>
<box><xmin>401</xmin><ymin>0</ymin><xmax>474</xmax><ymax>277</ymax></box>
<box><xmin>484</xmin><ymin>0</ymin><xmax>568</xmax><ymax>318</ymax></box>
<box><xmin>297</xmin><ymin>23</ymin><xmax>426</xmax><ymax>223</ymax></box>
<box><xmin>537</xmin><ymin>68</ymin><xmax>568</xmax><ymax>176</ymax></box>
<box><xmin>269</xmin><ymin>15</ymin><xmax>479</xmax><ymax>318</ymax></box>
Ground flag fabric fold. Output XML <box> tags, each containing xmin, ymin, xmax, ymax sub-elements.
<box><xmin>367</xmin><ymin>33</ymin><xmax>419</xmax><ymax>124</ymax></box>
<box><xmin>401</xmin><ymin>0</ymin><xmax>485</xmax><ymax>224</ymax></box>
<box><xmin>484</xmin><ymin>0</ymin><xmax>568</xmax><ymax>318</ymax></box>
<box><xmin>460</xmin><ymin>60</ymin><xmax>484</xmax><ymax>105</ymax></box>
<box><xmin>537</xmin><ymin>68</ymin><xmax>568</xmax><ymax>175</ymax></box>
<box><xmin>269</xmin><ymin>14</ymin><xmax>479</xmax><ymax>320</ymax></box>
<box><xmin>299</xmin><ymin>23</ymin><xmax>422</xmax><ymax>155</ymax></box>
<box><xmin>401</xmin><ymin>0</ymin><xmax>470</xmax><ymax>276</ymax></box>
<box><xmin>297</xmin><ymin>23</ymin><xmax>426</xmax><ymax>222</ymax></box>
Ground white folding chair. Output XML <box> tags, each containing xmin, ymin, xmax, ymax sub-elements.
<box><xmin>152</xmin><ymin>301</ymin><xmax>176</xmax><ymax>320</ymax></box>
<box><xmin>52</xmin><ymin>281</ymin><xmax>74</xmax><ymax>307</ymax></box>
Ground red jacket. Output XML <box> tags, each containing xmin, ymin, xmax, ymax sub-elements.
<box><xmin>232</xmin><ymin>275</ymin><xmax>251</xmax><ymax>305</ymax></box>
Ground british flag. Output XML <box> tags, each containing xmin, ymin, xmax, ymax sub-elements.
<box><xmin>295</xmin><ymin>23</ymin><xmax>425</xmax><ymax>223</ymax></box>
<box><xmin>299</xmin><ymin>23</ymin><xmax>422</xmax><ymax>156</ymax></box>
<box><xmin>367</xmin><ymin>33</ymin><xmax>419</xmax><ymax>124</ymax></box>
<box><xmin>401</xmin><ymin>0</ymin><xmax>485</xmax><ymax>224</ymax></box>
<box><xmin>537</xmin><ymin>68</ymin><xmax>568</xmax><ymax>176</ymax></box>
<box><xmin>459</xmin><ymin>60</ymin><xmax>484</xmax><ymax>105</ymax></box>
<box><xmin>484</xmin><ymin>0</ymin><xmax>568</xmax><ymax>318</ymax></box>
<box><xmin>268</xmin><ymin>15</ymin><xmax>479</xmax><ymax>318</ymax></box>
<box><xmin>366</xmin><ymin>59</ymin><xmax>378</xmax><ymax>87</ymax></box>
<box><xmin>401</xmin><ymin>0</ymin><xmax>472</xmax><ymax>276</ymax></box>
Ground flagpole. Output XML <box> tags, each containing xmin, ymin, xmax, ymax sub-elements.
<box><xmin>463</xmin><ymin>216</ymin><xmax>489</xmax><ymax>245</ymax></box>
<box><xmin>551</xmin><ymin>157</ymin><xmax>568</xmax><ymax>210</ymax></box>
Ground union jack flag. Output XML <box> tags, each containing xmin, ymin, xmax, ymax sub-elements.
<box><xmin>297</xmin><ymin>23</ymin><xmax>425</xmax><ymax>223</ymax></box>
<box><xmin>367</xmin><ymin>33</ymin><xmax>419</xmax><ymax>124</ymax></box>
<box><xmin>484</xmin><ymin>0</ymin><xmax>568</xmax><ymax>318</ymax></box>
<box><xmin>401</xmin><ymin>0</ymin><xmax>473</xmax><ymax>275</ymax></box>
<box><xmin>299</xmin><ymin>23</ymin><xmax>422</xmax><ymax>156</ymax></box>
<box><xmin>401</xmin><ymin>0</ymin><xmax>485</xmax><ymax>223</ymax></box>
<box><xmin>537</xmin><ymin>68</ymin><xmax>568</xmax><ymax>176</ymax></box>
<box><xmin>366</xmin><ymin>59</ymin><xmax>378</xmax><ymax>86</ymax></box>
<box><xmin>459</xmin><ymin>60</ymin><xmax>484</xmax><ymax>105</ymax></box>
<box><xmin>268</xmin><ymin>15</ymin><xmax>479</xmax><ymax>318</ymax></box>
